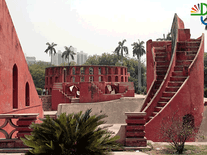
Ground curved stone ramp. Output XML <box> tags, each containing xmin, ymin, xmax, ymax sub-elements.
<box><xmin>57</xmin><ymin>95</ymin><xmax>146</xmax><ymax>124</ymax></box>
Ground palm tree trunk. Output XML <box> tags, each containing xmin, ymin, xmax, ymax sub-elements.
<box><xmin>121</xmin><ymin>49</ymin><xmax>123</xmax><ymax>66</ymax></box>
<box><xmin>68</xmin><ymin>57</ymin><xmax>70</xmax><ymax>66</ymax></box>
<box><xmin>50</xmin><ymin>51</ymin><xmax>52</xmax><ymax>67</ymax></box>
<box><xmin>138</xmin><ymin>58</ymin><xmax>141</xmax><ymax>93</ymax></box>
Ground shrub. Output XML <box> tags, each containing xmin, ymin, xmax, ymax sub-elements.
<box><xmin>204</xmin><ymin>87</ymin><xmax>207</xmax><ymax>97</ymax></box>
<box><xmin>21</xmin><ymin>109</ymin><xmax>121</xmax><ymax>155</ymax></box>
<box><xmin>36</xmin><ymin>87</ymin><xmax>42</xmax><ymax>95</ymax></box>
<box><xmin>159</xmin><ymin>111</ymin><xmax>199</xmax><ymax>154</ymax></box>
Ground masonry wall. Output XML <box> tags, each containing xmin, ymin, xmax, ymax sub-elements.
<box><xmin>0</xmin><ymin>0</ymin><xmax>43</xmax><ymax>120</ymax></box>
<box><xmin>144</xmin><ymin>15</ymin><xmax>204</xmax><ymax>141</ymax></box>
<box><xmin>39</xmin><ymin>95</ymin><xmax>52</xmax><ymax>111</ymax></box>
<box><xmin>57</xmin><ymin>96</ymin><xmax>145</xmax><ymax>124</ymax></box>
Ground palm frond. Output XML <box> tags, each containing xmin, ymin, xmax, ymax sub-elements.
<box><xmin>44</xmin><ymin>48</ymin><xmax>49</xmax><ymax>53</ymax></box>
<box><xmin>70</xmin><ymin>54</ymin><xmax>74</xmax><ymax>60</ymax></box>
<box><xmin>124</xmin><ymin>46</ymin><xmax>128</xmax><ymax>54</ymax></box>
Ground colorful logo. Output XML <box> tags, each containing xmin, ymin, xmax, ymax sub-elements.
<box><xmin>191</xmin><ymin>3</ymin><xmax>207</xmax><ymax>29</ymax></box>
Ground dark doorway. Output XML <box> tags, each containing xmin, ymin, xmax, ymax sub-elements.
<box><xmin>25</xmin><ymin>82</ymin><xmax>29</xmax><ymax>106</ymax></box>
<box><xmin>13</xmin><ymin>64</ymin><xmax>18</xmax><ymax>109</ymax></box>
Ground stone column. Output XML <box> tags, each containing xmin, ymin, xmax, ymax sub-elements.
<box><xmin>125</xmin><ymin>112</ymin><xmax>147</xmax><ymax>147</ymax></box>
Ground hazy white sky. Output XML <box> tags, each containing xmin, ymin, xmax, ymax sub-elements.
<box><xmin>5</xmin><ymin>0</ymin><xmax>207</xmax><ymax>62</ymax></box>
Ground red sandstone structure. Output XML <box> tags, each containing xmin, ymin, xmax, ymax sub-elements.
<box><xmin>44</xmin><ymin>65</ymin><xmax>134</xmax><ymax>110</ymax></box>
<box><xmin>125</xmin><ymin>14</ymin><xmax>204</xmax><ymax>146</ymax></box>
<box><xmin>0</xmin><ymin>0</ymin><xmax>44</xmax><ymax>151</ymax></box>
<box><xmin>0</xmin><ymin>0</ymin><xmax>204</xmax><ymax>151</ymax></box>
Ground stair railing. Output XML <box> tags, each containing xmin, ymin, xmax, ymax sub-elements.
<box><xmin>142</xmin><ymin>14</ymin><xmax>180</xmax><ymax>123</ymax></box>
<box><xmin>188</xmin><ymin>34</ymin><xmax>204</xmax><ymax>76</ymax></box>
<box><xmin>141</xmin><ymin>46</ymin><xmax>157</xmax><ymax>111</ymax></box>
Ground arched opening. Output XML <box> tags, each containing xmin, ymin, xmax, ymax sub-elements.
<box><xmin>99</xmin><ymin>67</ymin><xmax>102</xmax><ymax>75</ymax></box>
<box><xmin>183</xmin><ymin>114</ymin><xmax>194</xmax><ymax>128</ymax></box>
<box><xmin>49</xmin><ymin>88</ymin><xmax>52</xmax><ymax>95</ymax></box>
<box><xmin>115</xmin><ymin>68</ymin><xmax>118</xmax><ymax>74</ymax></box>
<box><xmin>67</xmin><ymin>67</ymin><xmax>70</xmax><ymax>75</ymax></box>
<box><xmin>121</xmin><ymin>68</ymin><xmax>123</xmax><ymax>75</ymax></box>
<box><xmin>25</xmin><ymin>82</ymin><xmax>30</xmax><ymax>106</ymax></box>
<box><xmin>105</xmin><ymin>84</ymin><xmax>119</xmax><ymax>94</ymax></box>
<box><xmin>121</xmin><ymin>76</ymin><xmax>124</xmax><ymax>82</ymax></box>
<box><xmin>80</xmin><ymin>67</ymin><xmax>85</xmax><ymax>75</ymax></box>
<box><xmin>125</xmin><ymin>68</ymin><xmax>127</xmax><ymax>75</ymax></box>
<box><xmin>115</xmin><ymin>76</ymin><xmax>118</xmax><ymax>82</ymax></box>
<box><xmin>73</xmin><ymin>77</ymin><xmax>75</xmax><ymax>82</ymax></box>
<box><xmin>99</xmin><ymin>76</ymin><xmax>102</xmax><ymax>82</ymax></box>
<box><xmin>72</xmin><ymin>67</ymin><xmax>75</xmax><ymax>75</ymax></box>
<box><xmin>89</xmin><ymin>76</ymin><xmax>94</xmax><ymax>82</ymax></box>
<box><xmin>55</xmin><ymin>77</ymin><xmax>59</xmax><ymax>82</ymax></box>
<box><xmin>69</xmin><ymin>85</ymin><xmax>80</xmax><ymax>98</ymax></box>
<box><xmin>80</xmin><ymin>76</ymin><xmax>85</xmax><ymax>82</ymax></box>
<box><xmin>50</xmin><ymin>77</ymin><xmax>52</xmax><ymax>84</ymax></box>
<box><xmin>63</xmin><ymin>68</ymin><xmax>66</xmax><ymax>82</ymax></box>
<box><xmin>108</xmin><ymin>68</ymin><xmax>111</xmax><ymax>74</ymax></box>
<box><xmin>89</xmin><ymin>67</ymin><xmax>93</xmax><ymax>75</ymax></box>
<box><xmin>13</xmin><ymin>64</ymin><xmax>18</xmax><ymax>109</ymax></box>
<box><xmin>105</xmin><ymin>67</ymin><xmax>108</xmax><ymax>74</ymax></box>
<box><xmin>108</xmin><ymin>76</ymin><xmax>111</xmax><ymax>82</ymax></box>
<box><xmin>125</xmin><ymin>77</ymin><xmax>127</xmax><ymax>82</ymax></box>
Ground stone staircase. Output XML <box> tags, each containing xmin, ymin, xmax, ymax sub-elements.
<box><xmin>71</xmin><ymin>98</ymin><xmax>80</xmax><ymax>103</ymax></box>
<box><xmin>53</xmin><ymin>83</ymin><xmax>74</xmax><ymax>101</ymax></box>
<box><xmin>141</xmin><ymin>46</ymin><xmax>170</xmax><ymax>110</ymax></box>
<box><xmin>52</xmin><ymin>82</ymin><xmax>63</xmax><ymax>90</ymax></box>
<box><xmin>144</xmin><ymin>39</ymin><xmax>200</xmax><ymax>123</ymax></box>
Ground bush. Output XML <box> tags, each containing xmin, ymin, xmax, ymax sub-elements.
<box><xmin>159</xmin><ymin>111</ymin><xmax>199</xmax><ymax>154</ymax></box>
<box><xmin>21</xmin><ymin>109</ymin><xmax>121</xmax><ymax>155</ymax></box>
<box><xmin>36</xmin><ymin>87</ymin><xmax>42</xmax><ymax>95</ymax></box>
<box><xmin>204</xmin><ymin>88</ymin><xmax>207</xmax><ymax>97</ymax></box>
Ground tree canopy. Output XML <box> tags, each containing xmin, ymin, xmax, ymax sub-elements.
<box><xmin>44</xmin><ymin>42</ymin><xmax>57</xmax><ymax>65</ymax></box>
<box><xmin>28</xmin><ymin>61</ymin><xmax>54</xmax><ymax>95</ymax></box>
<box><xmin>61</xmin><ymin>46</ymin><xmax>76</xmax><ymax>66</ymax></box>
<box><xmin>84</xmin><ymin>53</ymin><xmax>146</xmax><ymax>93</ymax></box>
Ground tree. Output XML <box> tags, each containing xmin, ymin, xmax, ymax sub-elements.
<box><xmin>156</xmin><ymin>32</ymin><xmax>172</xmax><ymax>41</ymax></box>
<box><xmin>132</xmin><ymin>40</ymin><xmax>146</xmax><ymax>93</ymax></box>
<box><xmin>114</xmin><ymin>39</ymin><xmax>128</xmax><ymax>66</ymax></box>
<box><xmin>28</xmin><ymin>61</ymin><xmax>54</xmax><ymax>95</ymax></box>
<box><xmin>44</xmin><ymin>42</ymin><xmax>57</xmax><ymax>66</ymax></box>
<box><xmin>21</xmin><ymin>109</ymin><xmax>121</xmax><ymax>155</ymax></box>
<box><xmin>60</xmin><ymin>61</ymin><xmax>77</xmax><ymax>66</ymax></box>
<box><xmin>83</xmin><ymin>53</ymin><xmax>146</xmax><ymax>93</ymax></box>
<box><xmin>159</xmin><ymin>112</ymin><xmax>199</xmax><ymax>154</ymax></box>
<box><xmin>83</xmin><ymin>55</ymin><xmax>100</xmax><ymax>65</ymax></box>
<box><xmin>61</xmin><ymin>46</ymin><xmax>76</xmax><ymax>66</ymax></box>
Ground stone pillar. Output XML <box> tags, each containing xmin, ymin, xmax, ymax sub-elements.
<box><xmin>125</xmin><ymin>112</ymin><xmax>147</xmax><ymax>147</ymax></box>
<box><xmin>16</xmin><ymin>114</ymin><xmax>38</xmax><ymax>138</ymax></box>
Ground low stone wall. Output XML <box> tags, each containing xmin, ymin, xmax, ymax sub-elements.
<box><xmin>39</xmin><ymin>95</ymin><xmax>52</xmax><ymax>111</ymax></box>
<box><xmin>57</xmin><ymin>95</ymin><xmax>145</xmax><ymax>124</ymax></box>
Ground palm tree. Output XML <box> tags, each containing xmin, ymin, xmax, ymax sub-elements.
<box><xmin>21</xmin><ymin>109</ymin><xmax>121</xmax><ymax>155</ymax></box>
<box><xmin>61</xmin><ymin>46</ymin><xmax>76</xmax><ymax>66</ymax></box>
<box><xmin>44</xmin><ymin>42</ymin><xmax>57</xmax><ymax>66</ymax></box>
<box><xmin>114</xmin><ymin>39</ymin><xmax>128</xmax><ymax>66</ymax></box>
<box><xmin>132</xmin><ymin>40</ymin><xmax>146</xmax><ymax>93</ymax></box>
<box><xmin>156</xmin><ymin>32</ymin><xmax>172</xmax><ymax>41</ymax></box>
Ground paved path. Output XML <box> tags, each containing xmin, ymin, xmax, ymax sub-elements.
<box><xmin>0</xmin><ymin>152</ymin><xmax>148</xmax><ymax>155</ymax></box>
